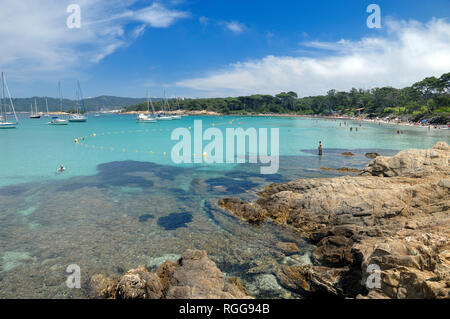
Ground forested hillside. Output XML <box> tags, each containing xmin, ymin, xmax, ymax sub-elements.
<box><xmin>127</xmin><ymin>73</ymin><xmax>450</xmax><ymax>123</ymax></box>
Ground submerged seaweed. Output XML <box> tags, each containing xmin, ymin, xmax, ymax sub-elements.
<box><xmin>138</xmin><ymin>214</ymin><xmax>155</xmax><ymax>222</ymax></box>
<box><xmin>157</xmin><ymin>212</ymin><xmax>193</xmax><ymax>230</ymax></box>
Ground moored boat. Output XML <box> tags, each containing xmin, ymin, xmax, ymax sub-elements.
<box><xmin>136</xmin><ymin>90</ymin><xmax>157</xmax><ymax>123</ymax></box>
<box><xmin>0</xmin><ymin>72</ymin><xmax>18</xmax><ymax>129</ymax></box>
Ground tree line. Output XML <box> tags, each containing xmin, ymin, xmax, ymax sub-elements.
<box><xmin>126</xmin><ymin>73</ymin><xmax>450</xmax><ymax>122</ymax></box>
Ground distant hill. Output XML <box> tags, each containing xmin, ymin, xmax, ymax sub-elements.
<box><xmin>9</xmin><ymin>95</ymin><xmax>162</xmax><ymax>112</ymax></box>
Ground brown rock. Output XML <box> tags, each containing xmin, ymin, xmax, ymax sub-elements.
<box><xmin>276</xmin><ymin>242</ymin><xmax>300</xmax><ymax>254</ymax></box>
<box><xmin>89</xmin><ymin>274</ymin><xmax>117</xmax><ymax>299</ymax></box>
<box><xmin>116</xmin><ymin>266</ymin><xmax>163</xmax><ymax>299</ymax></box>
<box><xmin>341</xmin><ymin>152</ymin><xmax>355</xmax><ymax>156</ymax></box>
<box><xmin>365</xmin><ymin>152</ymin><xmax>380</xmax><ymax>158</ymax></box>
<box><xmin>218</xmin><ymin>198</ymin><xmax>266</xmax><ymax>224</ymax></box>
<box><xmin>90</xmin><ymin>250</ymin><xmax>251</xmax><ymax>299</ymax></box>
<box><xmin>219</xmin><ymin>142</ymin><xmax>450</xmax><ymax>299</ymax></box>
<box><xmin>164</xmin><ymin>249</ymin><xmax>250</xmax><ymax>299</ymax></box>
<box><xmin>337</xmin><ymin>167</ymin><xmax>362</xmax><ymax>173</ymax></box>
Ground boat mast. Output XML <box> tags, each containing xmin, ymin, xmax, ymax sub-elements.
<box><xmin>75</xmin><ymin>81</ymin><xmax>80</xmax><ymax>115</ymax></box>
<box><xmin>146</xmin><ymin>89</ymin><xmax>150</xmax><ymax>113</ymax></box>
<box><xmin>77</xmin><ymin>80</ymin><xmax>85</xmax><ymax>114</ymax></box>
<box><xmin>45</xmin><ymin>97</ymin><xmax>49</xmax><ymax>114</ymax></box>
<box><xmin>2</xmin><ymin>73</ymin><xmax>18</xmax><ymax>122</ymax></box>
<box><xmin>1</xmin><ymin>72</ymin><xmax>5</xmax><ymax>121</ymax></box>
<box><xmin>148</xmin><ymin>90</ymin><xmax>156</xmax><ymax>115</ymax></box>
<box><xmin>58</xmin><ymin>81</ymin><xmax>63</xmax><ymax>113</ymax></box>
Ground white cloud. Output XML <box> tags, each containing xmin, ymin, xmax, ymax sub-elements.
<box><xmin>225</xmin><ymin>21</ymin><xmax>246</xmax><ymax>34</ymax></box>
<box><xmin>0</xmin><ymin>0</ymin><xmax>188</xmax><ymax>81</ymax></box>
<box><xmin>134</xmin><ymin>3</ymin><xmax>188</xmax><ymax>28</ymax></box>
<box><xmin>176</xmin><ymin>18</ymin><xmax>450</xmax><ymax>97</ymax></box>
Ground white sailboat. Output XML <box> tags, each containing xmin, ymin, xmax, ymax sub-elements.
<box><xmin>69</xmin><ymin>80</ymin><xmax>87</xmax><ymax>122</ymax></box>
<box><xmin>136</xmin><ymin>89</ymin><xmax>156</xmax><ymax>123</ymax></box>
<box><xmin>95</xmin><ymin>105</ymin><xmax>101</xmax><ymax>117</ymax></box>
<box><xmin>30</xmin><ymin>98</ymin><xmax>41</xmax><ymax>118</ymax></box>
<box><xmin>171</xmin><ymin>95</ymin><xmax>181</xmax><ymax>120</ymax></box>
<box><xmin>50</xmin><ymin>81</ymin><xmax>68</xmax><ymax>125</ymax></box>
<box><xmin>157</xmin><ymin>89</ymin><xmax>172</xmax><ymax>121</ymax></box>
<box><xmin>0</xmin><ymin>72</ymin><xmax>19</xmax><ymax>129</ymax></box>
<box><xmin>44</xmin><ymin>97</ymin><xmax>50</xmax><ymax>117</ymax></box>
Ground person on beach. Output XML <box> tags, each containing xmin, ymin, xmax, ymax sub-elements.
<box><xmin>318</xmin><ymin>141</ymin><xmax>323</xmax><ymax>156</ymax></box>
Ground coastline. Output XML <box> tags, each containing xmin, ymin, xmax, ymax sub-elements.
<box><xmin>89</xmin><ymin>142</ymin><xmax>450</xmax><ymax>299</ymax></box>
<box><xmin>218</xmin><ymin>142</ymin><xmax>450</xmax><ymax>299</ymax></box>
<box><xmin>119</xmin><ymin>110</ymin><xmax>449</xmax><ymax>129</ymax></box>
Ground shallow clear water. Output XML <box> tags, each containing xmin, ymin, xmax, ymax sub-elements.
<box><xmin>0</xmin><ymin>115</ymin><xmax>448</xmax><ymax>298</ymax></box>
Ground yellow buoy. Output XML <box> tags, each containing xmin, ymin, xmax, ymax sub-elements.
<box><xmin>92</xmin><ymin>133</ymin><xmax>96</xmax><ymax>137</ymax></box>
<box><xmin>202</xmin><ymin>152</ymin><xmax>207</xmax><ymax>158</ymax></box>
<box><xmin>74</xmin><ymin>139</ymin><xmax>78</xmax><ymax>143</ymax></box>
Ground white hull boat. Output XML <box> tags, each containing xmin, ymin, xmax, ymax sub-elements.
<box><xmin>0</xmin><ymin>72</ymin><xmax>18</xmax><ymax>129</ymax></box>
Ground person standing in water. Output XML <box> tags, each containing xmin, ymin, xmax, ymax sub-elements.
<box><xmin>318</xmin><ymin>141</ymin><xmax>323</xmax><ymax>156</ymax></box>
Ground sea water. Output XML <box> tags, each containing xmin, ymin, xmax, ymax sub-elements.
<box><xmin>0</xmin><ymin>115</ymin><xmax>448</xmax><ymax>298</ymax></box>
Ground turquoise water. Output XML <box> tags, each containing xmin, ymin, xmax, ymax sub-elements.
<box><xmin>0</xmin><ymin>115</ymin><xmax>448</xmax><ymax>298</ymax></box>
<box><xmin>0</xmin><ymin>115</ymin><xmax>447</xmax><ymax>187</ymax></box>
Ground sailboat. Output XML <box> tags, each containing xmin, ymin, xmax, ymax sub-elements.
<box><xmin>69</xmin><ymin>80</ymin><xmax>87</xmax><ymax>122</ymax></box>
<box><xmin>171</xmin><ymin>95</ymin><xmax>181</xmax><ymax>120</ymax></box>
<box><xmin>30</xmin><ymin>98</ymin><xmax>41</xmax><ymax>118</ymax></box>
<box><xmin>0</xmin><ymin>72</ymin><xmax>19</xmax><ymax>129</ymax></box>
<box><xmin>44</xmin><ymin>97</ymin><xmax>50</xmax><ymax>117</ymax></box>
<box><xmin>157</xmin><ymin>90</ymin><xmax>172</xmax><ymax>121</ymax></box>
<box><xmin>136</xmin><ymin>90</ymin><xmax>156</xmax><ymax>123</ymax></box>
<box><xmin>50</xmin><ymin>81</ymin><xmax>68</xmax><ymax>125</ymax></box>
<box><xmin>95</xmin><ymin>105</ymin><xmax>101</xmax><ymax>117</ymax></box>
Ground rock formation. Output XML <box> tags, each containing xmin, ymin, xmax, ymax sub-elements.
<box><xmin>219</xmin><ymin>142</ymin><xmax>450</xmax><ymax>299</ymax></box>
<box><xmin>89</xmin><ymin>249</ymin><xmax>251</xmax><ymax>299</ymax></box>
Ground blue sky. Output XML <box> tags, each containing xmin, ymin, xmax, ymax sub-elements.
<box><xmin>1</xmin><ymin>0</ymin><xmax>449</xmax><ymax>98</ymax></box>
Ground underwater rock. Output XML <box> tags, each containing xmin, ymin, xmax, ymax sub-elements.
<box><xmin>90</xmin><ymin>249</ymin><xmax>251</xmax><ymax>299</ymax></box>
<box><xmin>247</xmin><ymin>274</ymin><xmax>285</xmax><ymax>298</ymax></box>
<box><xmin>157</xmin><ymin>212</ymin><xmax>193</xmax><ymax>230</ymax></box>
<box><xmin>147</xmin><ymin>254</ymin><xmax>181</xmax><ymax>269</ymax></box>
<box><xmin>365</xmin><ymin>152</ymin><xmax>380</xmax><ymax>159</ymax></box>
<box><xmin>1</xmin><ymin>251</ymin><xmax>36</xmax><ymax>272</ymax></box>
<box><xmin>138</xmin><ymin>214</ymin><xmax>154</xmax><ymax>222</ymax></box>
<box><xmin>340</xmin><ymin>152</ymin><xmax>355</xmax><ymax>157</ymax></box>
<box><xmin>275</xmin><ymin>242</ymin><xmax>300</xmax><ymax>254</ymax></box>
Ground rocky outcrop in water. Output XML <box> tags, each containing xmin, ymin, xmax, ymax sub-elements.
<box><xmin>219</xmin><ymin>142</ymin><xmax>450</xmax><ymax>299</ymax></box>
<box><xmin>90</xmin><ymin>249</ymin><xmax>251</xmax><ymax>299</ymax></box>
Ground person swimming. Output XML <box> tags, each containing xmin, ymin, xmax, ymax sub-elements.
<box><xmin>57</xmin><ymin>165</ymin><xmax>65</xmax><ymax>172</ymax></box>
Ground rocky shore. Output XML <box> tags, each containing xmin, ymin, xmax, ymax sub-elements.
<box><xmin>219</xmin><ymin>142</ymin><xmax>449</xmax><ymax>299</ymax></box>
<box><xmin>90</xmin><ymin>142</ymin><xmax>448</xmax><ymax>299</ymax></box>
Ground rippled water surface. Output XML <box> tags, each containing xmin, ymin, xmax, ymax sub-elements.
<box><xmin>0</xmin><ymin>115</ymin><xmax>448</xmax><ymax>298</ymax></box>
